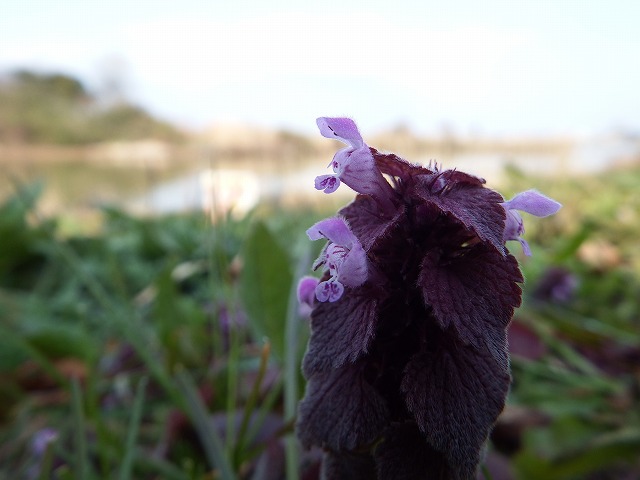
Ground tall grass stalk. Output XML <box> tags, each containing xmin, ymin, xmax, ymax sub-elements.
<box><xmin>71</xmin><ymin>378</ymin><xmax>89</xmax><ymax>479</ymax></box>
<box><xmin>175</xmin><ymin>368</ymin><xmax>236</xmax><ymax>480</ymax></box>
<box><xmin>283</xmin><ymin>248</ymin><xmax>312</xmax><ymax>480</ymax></box>
<box><xmin>235</xmin><ymin>340</ymin><xmax>271</xmax><ymax>465</ymax></box>
<box><xmin>118</xmin><ymin>376</ymin><xmax>148</xmax><ymax>480</ymax></box>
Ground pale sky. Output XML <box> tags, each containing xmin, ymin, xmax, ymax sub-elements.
<box><xmin>1</xmin><ymin>0</ymin><xmax>639</xmax><ymax>136</ymax></box>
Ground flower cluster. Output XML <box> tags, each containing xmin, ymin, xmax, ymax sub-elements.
<box><xmin>296</xmin><ymin>117</ymin><xmax>561</xmax><ymax>479</ymax></box>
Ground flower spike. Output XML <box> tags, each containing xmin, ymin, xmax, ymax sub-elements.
<box><xmin>297</xmin><ymin>115</ymin><xmax>561</xmax><ymax>478</ymax></box>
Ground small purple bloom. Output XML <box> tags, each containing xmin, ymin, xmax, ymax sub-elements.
<box><xmin>532</xmin><ymin>266</ymin><xmax>578</xmax><ymax>303</ymax></box>
<box><xmin>314</xmin><ymin>174</ymin><xmax>340</xmax><ymax>194</ymax></box>
<box><xmin>307</xmin><ymin>217</ymin><xmax>367</xmax><ymax>303</ymax></box>
<box><xmin>27</xmin><ymin>428</ymin><xmax>59</xmax><ymax>480</ymax></box>
<box><xmin>315</xmin><ymin>117</ymin><xmax>396</xmax><ymax>207</ymax></box>
<box><xmin>31</xmin><ymin>428</ymin><xmax>59</xmax><ymax>456</ymax></box>
<box><xmin>501</xmin><ymin>189</ymin><xmax>562</xmax><ymax>256</ymax></box>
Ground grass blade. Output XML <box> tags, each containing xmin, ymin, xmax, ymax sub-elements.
<box><xmin>283</xmin><ymin>247</ymin><xmax>312</xmax><ymax>480</ymax></box>
<box><xmin>174</xmin><ymin>368</ymin><xmax>236</xmax><ymax>480</ymax></box>
<box><xmin>118</xmin><ymin>376</ymin><xmax>148</xmax><ymax>480</ymax></box>
<box><xmin>235</xmin><ymin>340</ymin><xmax>271</xmax><ymax>461</ymax></box>
<box><xmin>71</xmin><ymin>378</ymin><xmax>89</xmax><ymax>479</ymax></box>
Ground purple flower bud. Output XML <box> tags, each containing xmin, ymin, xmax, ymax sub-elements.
<box><xmin>306</xmin><ymin>217</ymin><xmax>367</xmax><ymax>302</ymax></box>
<box><xmin>31</xmin><ymin>428</ymin><xmax>59</xmax><ymax>456</ymax></box>
<box><xmin>297</xmin><ymin>276</ymin><xmax>319</xmax><ymax>316</ymax></box>
<box><xmin>501</xmin><ymin>189</ymin><xmax>562</xmax><ymax>256</ymax></box>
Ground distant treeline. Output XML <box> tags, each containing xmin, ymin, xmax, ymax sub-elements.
<box><xmin>0</xmin><ymin>70</ymin><xmax>184</xmax><ymax>145</ymax></box>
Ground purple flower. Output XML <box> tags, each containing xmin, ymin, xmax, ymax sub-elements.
<box><xmin>315</xmin><ymin>118</ymin><xmax>396</xmax><ymax>208</ymax></box>
<box><xmin>31</xmin><ymin>428</ymin><xmax>59</xmax><ymax>456</ymax></box>
<box><xmin>27</xmin><ymin>428</ymin><xmax>59</xmax><ymax>480</ymax></box>
<box><xmin>297</xmin><ymin>116</ymin><xmax>561</xmax><ymax>479</ymax></box>
<box><xmin>501</xmin><ymin>189</ymin><xmax>562</xmax><ymax>256</ymax></box>
<box><xmin>307</xmin><ymin>217</ymin><xmax>367</xmax><ymax>302</ymax></box>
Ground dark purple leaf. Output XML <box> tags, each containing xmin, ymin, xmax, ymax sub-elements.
<box><xmin>437</xmin><ymin>169</ymin><xmax>486</xmax><ymax>186</ymax></box>
<box><xmin>320</xmin><ymin>450</ymin><xmax>377</xmax><ymax>480</ymax></box>
<box><xmin>339</xmin><ymin>194</ymin><xmax>405</xmax><ymax>252</ymax></box>
<box><xmin>419</xmin><ymin>243</ymin><xmax>523</xmax><ymax>348</ymax></box>
<box><xmin>371</xmin><ymin>148</ymin><xmax>433</xmax><ymax>178</ymax></box>
<box><xmin>413</xmin><ymin>173</ymin><xmax>506</xmax><ymax>253</ymax></box>
<box><xmin>250</xmin><ymin>439</ymin><xmax>285</xmax><ymax>480</ymax></box>
<box><xmin>303</xmin><ymin>287</ymin><xmax>379</xmax><ymax>376</ymax></box>
<box><xmin>297</xmin><ymin>362</ymin><xmax>389</xmax><ymax>451</ymax></box>
<box><xmin>374</xmin><ymin>422</ymin><xmax>453</xmax><ymax>480</ymax></box>
<box><xmin>401</xmin><ymin>331</ymin><xmax>511</xmax><ymax>479</ymax></box>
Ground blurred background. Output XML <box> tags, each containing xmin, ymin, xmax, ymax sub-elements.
<box><xmin>1</xmin><ymin>1</ymin><xmax>639</xmax><ymax>479</ymax></box>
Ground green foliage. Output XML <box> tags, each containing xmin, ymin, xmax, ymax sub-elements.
<box><xmin>498</xmin><ymin>165</ymin><xmax>640</xmax><ymax>479</ymax></box>
<box><xmin>0</xmin><ymin>161</ymin><xmax>639</xmax><ymax>478</ymax></box>
<box><xmin>0</xmin><ymin>70</ymin><xmax>183</xmax><ymax>144</ymax></box>
<box><xmin>239</xmin><ymin>221</ymin><xmax>294</xmax><ymax>360</ymax></box>
<box><xmin>0</xmin><ymin>183</ymin><xmax>314</xmax><ymax>478</ymax></box>
<box><xmin>0</xmin><ymin>181</ymin><xmax>56</xmax><ymax>287</ymax></box>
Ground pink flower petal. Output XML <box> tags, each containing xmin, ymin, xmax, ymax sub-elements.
<box><xmin>503</xmin><ymin>190</ymin><xmax>561</xmax><ymax>217</ymax></box>
<box><xmin>316</xmin><ymin>117</ymin><xmax>364</xmax><ymax>149</ymax></box>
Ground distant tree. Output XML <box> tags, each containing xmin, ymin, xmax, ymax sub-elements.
<box><xmin>12</xmin><ymin>70</ymin><xmax>88</xmax><ymax>101</ymax></box>
<box><xmin>0</xmin><ymin>69</ymin><xmax>183</xmax><ymax>144</ymax></box>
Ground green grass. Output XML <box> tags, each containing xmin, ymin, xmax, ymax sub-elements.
<box><xmin>0</xmin><ymin>164</ymin><xmax>639</xmax><ymax>479</ymax></box>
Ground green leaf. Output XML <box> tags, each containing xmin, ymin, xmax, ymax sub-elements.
<box><xmin>514</xmin><ymin>424</ymin><xmax>640</xmax><ymax>479</ymax></box>
<box><xmin>239</xmin><ymin>221</ymin><xmax>293</xmax><ymax>360</ymax></box>
<box><xmin>25</xmin><ymin>324</ymin><xmax>94</xmax><ymax>360</ymax></box>
<box><xmin>0</xmin><ymin>335</ymin><xmax>30</xmax><ymax>372</ymax></box>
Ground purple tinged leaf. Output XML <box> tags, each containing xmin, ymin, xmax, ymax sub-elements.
<box><xmin>321</xmin><ymin>450</ymin><xmax>377</xmax><ymax>480</ymax></box>
<box><xmin>436</xmin><ymin>169</ymin><xmax>486</xmax><ymax>187</ymax></box>
<box><xmin>303</xmin><ymin>288</ymin><xmax>378</xmax><ymax>376</ymax></box>
<box><xmin>414</xmin><ymin>173</ymin><xmax>507</xmax><ymax>253</ymax></box>
<box><xmin>339</xmin><ymin>194</ymin><xmax>406</xmax><ymax>252</ymax></box>
<box><xmin>373</xmin><ymin>422</ymin><xmax>452</xmax><ymax>480</ymax></box>
<box><xmin>371</xmin><ymin>148</ymin><xmax>434</xmax><ymax>178</ymax></box>
<box><xmin>297</xmin><ymin>362</ymin><xmax>389</xmax><ymax>451</ymax></box>
<box><xmin>401</xmin><ymin>331</ymin><xmax>511</xmax><ymax>479</ymax></box>
<box><xmin>419</xmin><ymin>243</ymin><xmax>523</xmax><ymax>348</ymax></box>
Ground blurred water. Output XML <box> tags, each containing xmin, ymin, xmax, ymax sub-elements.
<box><xmin>127</xmin><ymin>150</ymin><xmax>588</xmax><ymax>215</ymax></box>
<box><xmin>2</xmin><ymin>134</ymin><xmax>637</xmax><ymax>217</ymax></box>
<box><xmin>129</xmin><ymin>136</ymin><xmax>640</xmax><ymax>215</ymax></box>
